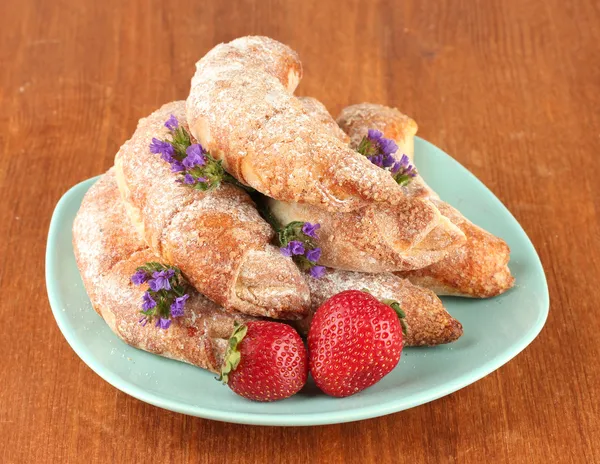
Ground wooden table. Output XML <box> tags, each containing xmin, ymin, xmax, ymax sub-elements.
<box><xmin>1</xmin><ymin>0</ymin><xmax>598</xmax><ymax>462</ymax></box>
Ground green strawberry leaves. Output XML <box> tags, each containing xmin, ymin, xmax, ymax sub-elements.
<box><xmin>219</xmin><ymin>322</ymin><xmax>248</xmax><ymax>384</ymax></box>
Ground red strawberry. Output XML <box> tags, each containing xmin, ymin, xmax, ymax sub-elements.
<box><xmin>308</xmin><ymin>290</ymin><xmax>403</xmax><ymax>397</ymax></box>
<box><xmin>220</xmin><ymin>321</ymin><xmax>308</xmax><ymax>402</ymax></box>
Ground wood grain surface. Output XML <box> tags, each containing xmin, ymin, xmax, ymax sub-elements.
<box><xmin>1</xmin><ymin>0</ymin><xmax>599</xmax><ymax>462</ymax></box>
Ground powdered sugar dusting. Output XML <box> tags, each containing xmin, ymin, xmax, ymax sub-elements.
<box><xmin>185</xmin><ymin>36</ymin><xmax>405</xmax><ymax>212</ymax></box>
<box><xmin>336</xmin><ymin>103</ymin><xmax>514</xmax><ymax>296</ymax></box>
<box><xmin>267</xmin><ymin>98</ymin><xmax>465</xmax><ymax>273</ymax></box>
<box><xmin>398</xmin><ymin>200</ymin><xmax>514</xmax><ymax>297</ymax></box>
<box><xmin>72</xmin><ymin>171</ymin><xmax>253</xmax><ymax>373</ymax></box>
<box><xmin>114</xmin><ymin>100</ymin><xmax>309</xmax><ymax>318</ymax></box>
<box><xmin>298</xmin><ymin>96</ymin><xmax>350</xmax><ymax>144</ymax></box>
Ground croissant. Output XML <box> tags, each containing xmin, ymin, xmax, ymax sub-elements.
<box><xmin>265</xmin><ymin>97</ymin><xmax>465</xmax><ymax>273</ymax></box>
<box><xmin>114</xmin><ymin>101</ymin><xmax>310</xmax><ymax>319</ymax></box>
<box><xmin>296</xmin><ymin>270</ymin><xmax>463</xmax><ymax>346</ymax></box>
<box><xmin>73</xmin><ymin>170</ymin><xmax>254</xmax><ymax>373</ymax></box>
<box><xmin>78</xmin><ymin>169</ymin><xmax>462</xmax><ymax>353</ymax></box>
<box><xmin>185</xmin><ymin>36</ymin><xmax>405</xmax><ymax>212</ymax></box>
<box><xmin>337</xmin><ymin>103</ymin><xmax>515</xmax><ymax>297</ymax></box>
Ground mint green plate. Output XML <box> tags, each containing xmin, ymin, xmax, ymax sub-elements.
<box><xmin>46</xmin><ymin>137</ymin><xmax>549</xmax><ymax>426</ymax></box>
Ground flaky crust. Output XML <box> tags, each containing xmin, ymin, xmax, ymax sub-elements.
<box><xmin>397</xmin><ymin>201</ymin><xmax>515</xmax><ymax>297</ymax></box>
<box><xmin>114</xmin><ymin>101</ymin><xmax>310</xmax><ymax>319</ymax></box>
<box><xmin>268</xmin><ymin>198</ymin><xmax>464</xmax><ymax>272</ymax></box>
<box><xmin>186</xmin><ymin>36</ymin><xmax>405</xmax><ymax>212</ymax></box>
<box><xmin>297</xmin><ymin>97</ymin><xmax>351</xmax><ymax>144</ymax></box>
<box><xmin>338</xmin><ymin>103</ymin><xmax>515</xmax><ymax>297</ymax></box>
<box><xmin>73</xmin><ymin>170</ymin><xmax>253</xmax><ymax>373</ymax></box>
<box><xmin>296</xmin><ymin>270</ymin><xmax>463</xmax><ymax>347</ymax></box>
<box><xmin>266</xmin><ymin>97</ymin><xmax>465</xmax><ymax>273</ymax></box>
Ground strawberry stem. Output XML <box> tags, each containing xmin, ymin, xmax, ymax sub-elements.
<box><xmin>218</xmin><ymin>322</ymin><xmax>248</xmax><ymax>384</ymax></box>
<box><xmin>382</xmin><ymin>299</ymin><xmax>408</xmax><ymax>336</ymax></box>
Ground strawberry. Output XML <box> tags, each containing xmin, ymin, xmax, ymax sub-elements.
<box><xmin>308</xmin><ymin>290</ymin><xmax>403</xmax><ymax>397</ymax></box>
<box><xmin>220</xmin><ymin>321</ymin><xmax>308</xmax><ymax>402</ymax></box>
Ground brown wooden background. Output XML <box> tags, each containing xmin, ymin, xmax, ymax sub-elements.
<box><xmin>1</xmin><ymin>0</ymin><xmax>599</xmax><ymax>462</ymax></box>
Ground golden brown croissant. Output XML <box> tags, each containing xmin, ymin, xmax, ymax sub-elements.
<box><xmin>185</xmin><ymin>36</ymin><xmax>406</xmax><ymax>212</ymax></box>
<box><xmin>114</xmin><ymin>101</ymin><xmax>310</xmax><ymax>319</ymax></box>
<box><xmin>73</xmin><ymin>170</ymin><xmax>254</xmax><ymax>373</ymax></box>
<box><xmin>265</xmin><ymin>97</ymin><xmax>465</xmax><ymax>273</ymax></box>
<box><xmin>337</xmin><ymin>103</ymin><xmax>515</xmax><ymax>297</ymax></box>
<box><xmin>398</xmin><ymin>200</ymin><xmax>515</xmax><ymax>297</ymax></box>
<box><xmin>78</xmin><ymin>170</ymin><xmax>461</xmax><ymax>353</ymax></box>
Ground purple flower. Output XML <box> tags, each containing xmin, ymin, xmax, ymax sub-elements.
<box><xmin>302</xmin><ymin>222</ymin><xmax>320</xmax><ymax>238</ymax></box>
<box><xmin>280</xmin><ymin>245</ymin><xmax>293</xmax><ymax>257</ymax></box>
<box><xmin>305</xmin><ymin>247</ymin><xmax>322</xmax><ymax>263</ymax></box>
<box><xmin>280</xmin><ymin>240</ymin><xmax>305</xmax><ymax>257</ymax></box>
<box><xmin>289</xmin><ymin>240</ymin><xmax>305</xmax><ymax>256</ymax></box>
<box><xmin>309</xmin><ymin>265</ymin><xmax>326</xmax><ymax>279</ymax></box>
<box><xmin>148</xmin><ymin>269</ymin><xmax>175</xmax><ymax>292</ymax></box>
<box><xmin>142</xmin><ymin>292</ymin><xmax>156</xmax><ymax>311</ymax></box>
<box><xmin>382</xmin><ymin>153</ymin><xmax>396</xmax><ymax>168</ymax></box>
<box><xmin>367</xmin><ymin>129</ymin><xmax>383</xmax><ymax>141</ymax></box>
<box><xmin>156</xmin><ymin>318</ymin><xmax>171</xmax><ymax>330</ymax></box>
<box><xmin>379</xmin><ymin>138</ymin><xmax>398</xmax><ymax>157</ymax></box>
<box><xmin>131</xmin><ymin>269</ymin><xmax>148</xmax><ymax>286</ymax></box>
<box><xmin>365</xmin><ymin>128</ymin><xmax>398</xmax><ymax>160</ymax></box>
<box><xmin>196</xmin><ymin>177</ymin><xmax>208</xmax><ymax>184</ymax></box>
<box><xmin>391</xmin><ymin>154</ymin><xmax>417</xmax><ymax>177</ymax></box>
<box><xmin>170</xmin><ymin>294</ymin><xmax>189</xmax><ymax>318</ymax></box>
<box><xmin>170</xmin><ymin>160</ymin><xmax>185</xmax><ymax>173</ymax></box>
<box><xmin>150</xmin><ymin>138</ymin><xmax>174</xmax><ymax>158</ymax></box>
<box><xmin>161</xmin><ymin>151</ymin><xmax>175</xmax><ymax>163</ymax></box>
<box><xmin>370</xmin><ymin>154</ymin><xmax>384</xmax><ymax>167</ymax></box>
<box><xmin>165</xmin><ymin>115</ymin><xmax>179</xmax><ymax>131</ymax></box>
<box><xmin>183</xmin><ymin>144</ymin><xmax>206</xmax><ymax>168</ymax></box>
<box><xmin>183</xmin><ymin>173</ymin><xmax>196</xmax><ymax>184</ymax></box>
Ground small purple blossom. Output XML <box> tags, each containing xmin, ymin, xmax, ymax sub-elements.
<box><xmin>170</xmin><ymin>294</ymin><xmax>189</xmax><ymax>318</ymax></box>
<box><xmin>148</xmin><ymin>269</ymin><xmax>175</xmax><ymax>292</ymax></box>
<box><xmin>183</xmin><ymin>144</ymin><xmax>206</xmax><ymax>168</ymax></box>
<box><xmin>379</xmin><ymin>138</ymin><xmax>398</xmax><ymax>157</ymax></box>
<box><xmin>131</xmin><ymin>269</ymin><xmax>149</xmax><ymax>286</ymax></box>
<box><xmin>367</xmin><ymin>129</ymin><xmax>383</xmax><ymax>141</ymax></box>
<box><xmin>280</xmin><ymin>240</ymin><xmax>305</xmax><ymax>257</ymax></box>
<box><xmin>289</xmin><ymin>240</ymin><xmax>305</xmax><ymax>255</ymax></box>
<box><xmin>142</xmin><ymin>292</ymin><xmax>156</xmax><ymax>311</ymax></box>
<box><xmin>161</xmin><ymin>151</ymin><xmax>175</xmax><ymax>164</ymax></box>
<box><xmin>165</xmin><ymin>115</ymin><xmax>179</xmax><ymax>131</ymax></box>
<box><xmin>366</xmin><ymin>129</ymin><xmax>397</xmax><ymax>155</ymax></box>
<box><xmin>183</xmin><ymin>173</ymin><xmax>196</xmax><ymax>184</ymax></box>
<box><xmin>370</xmin><ymin>154</ymin><xmax>384</xmax><ymax>167</ymax></box>
<box><xmin>363</xmin><ymin>128</ymin><xmax>399</xmax><ymax>165</ymax></box>
<box><xmin>302</xmin><ymin>222</ymin><xmax>320</xmax><ymax>239</ymax></box>
<box><xmin>309</xmin><ymin>265</ymin><xmax>326</xmax><ymax>279</ymax></box>
<box><xmin>280</xmin><ymin>245</ymin><xmax>293</xmax><ymax>257</ymax></box>
<box><xmin>391</xmin><ymin>154</ymin><xmax>417</xmax><ymax>178</ymax></box>
<box><xmin>156</xmin><ymin>318</ymin><xmax>171</xmax><ymax>330</ymax></box>
<box><xmin>382</xmin><ymin>153</ymin><xmax>396</xmax><ymax>168</ymax></box>
<box><xmin>196</xmin><ymin>177</ymin><xmax>208</xmax><ymax>184</ymax></box>
<box><xmin>150</xmin><ymin>138</ymin><xmax>174</xmax><ymax>158</ymax></box>
<box><xmin>170</xmin><ymin>160</ymin><xmax>185</xmax><ymax>173</ymax></box>
<box><xmin>305</xmin><ymin>247</ymin><xmax>322</xmax><ymax>263</ymax></box>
